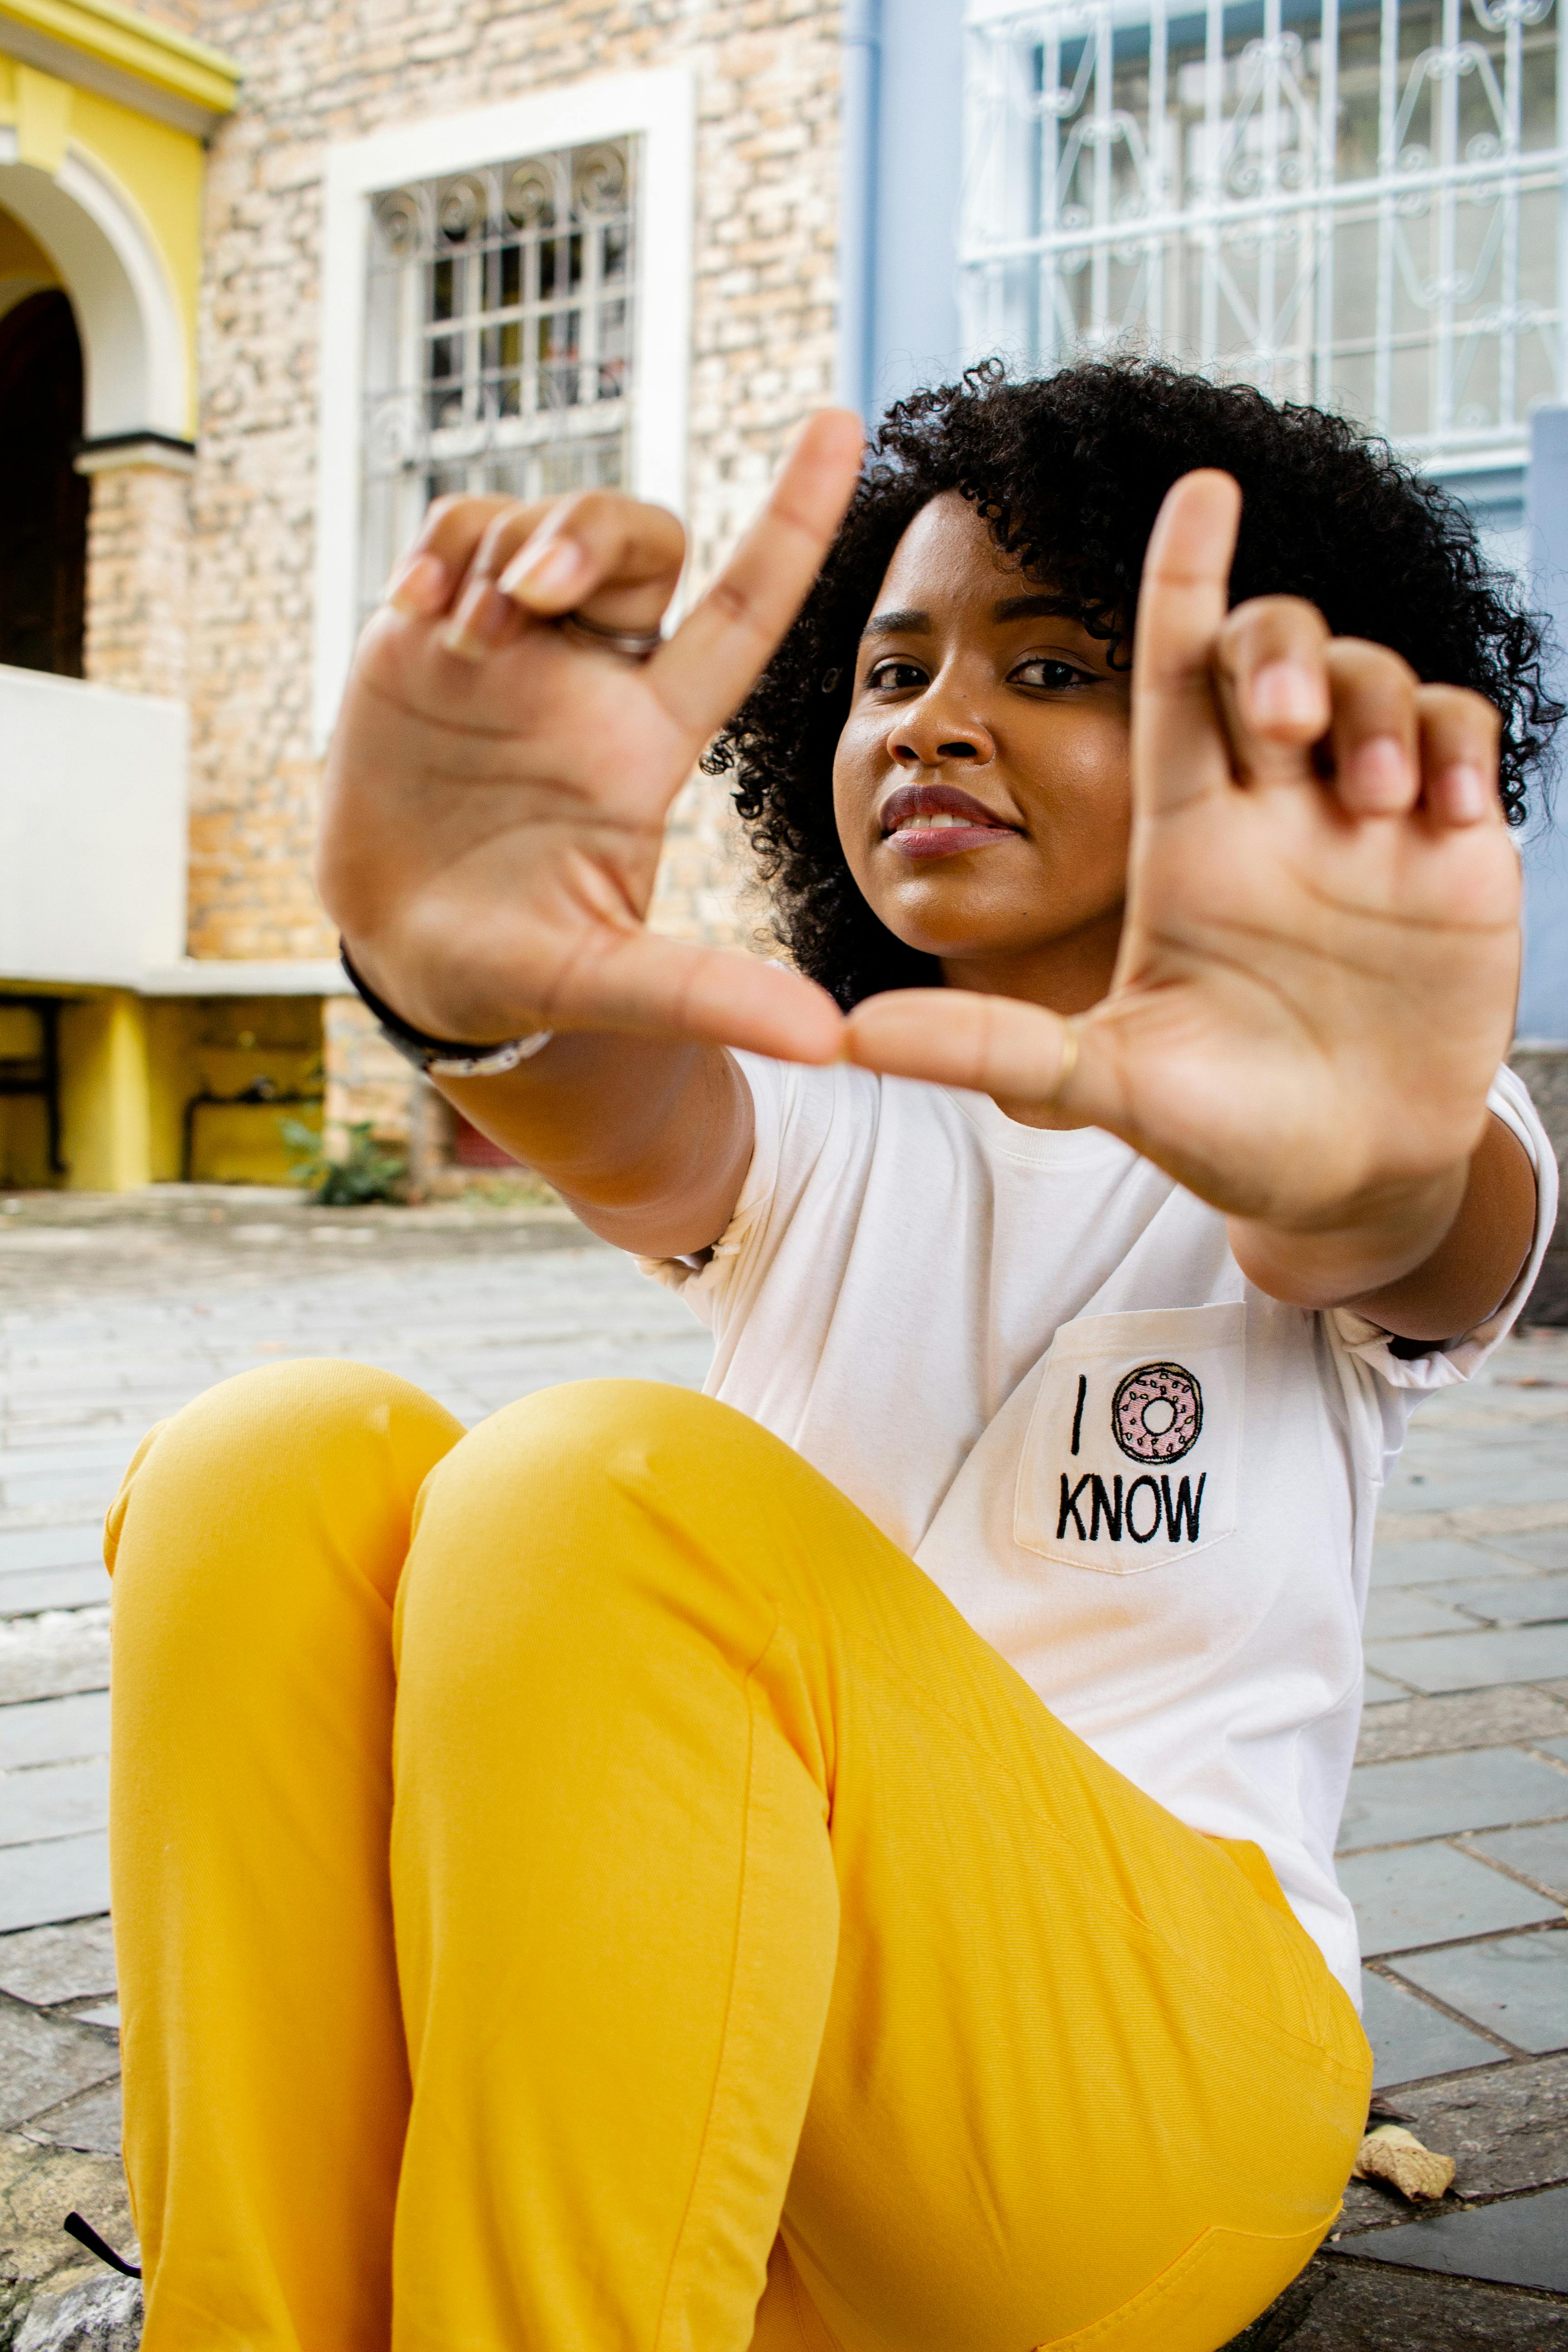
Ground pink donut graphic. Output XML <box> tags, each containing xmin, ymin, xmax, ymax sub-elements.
<box><xmin>1111</xmin><ymin>1362</ymin><xmax>1203</xmax><ymax>1464</ymax></box>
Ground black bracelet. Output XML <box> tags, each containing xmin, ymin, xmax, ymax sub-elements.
<box><xmin>338</xmin><ymin>943</ymin><xmax>554</xmax><ymax>1078</ymax></box>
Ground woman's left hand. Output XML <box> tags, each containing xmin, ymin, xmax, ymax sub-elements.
<box><xmin>842</xmin><ymin>471</ymin><xmax>1528</xmax><ymax>1308</ymax></box>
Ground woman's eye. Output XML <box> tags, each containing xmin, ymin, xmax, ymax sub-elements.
<box><xmin>1011</xmin><ymin>657</ymin><xmax>1090</xmax><ymax>691</ymax></box>
<box><xmin>865</xmin><ymin>659</ymin><xmax>928</xmax><ymax>693</ymax></box>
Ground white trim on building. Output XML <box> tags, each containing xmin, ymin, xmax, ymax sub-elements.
<box><xmin>311</xmin><ymin>65</ymin><xmax>696</xmax><ymax>749</ymax></box>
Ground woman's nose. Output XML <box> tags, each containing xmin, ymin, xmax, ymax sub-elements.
<box><xmin>888</xmin><ymin>696</ymin><xmax>993</xmax><ymax>769</ymax></box>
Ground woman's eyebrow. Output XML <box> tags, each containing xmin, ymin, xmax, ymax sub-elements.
<box><xmin>860</xmin><ymin>607</ymin><xmax>928</xmax><ymax>640</ymax></box>
<box><xmin>993</xmin><ymin>593</ymin><xmax>1082</xmax><ymax>622</ymax></box>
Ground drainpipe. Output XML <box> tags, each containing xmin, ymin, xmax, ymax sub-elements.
<box><xmin>837</xmin><ymin>0</ymin><xmax>882</xmax><ymax>421</ymax></box>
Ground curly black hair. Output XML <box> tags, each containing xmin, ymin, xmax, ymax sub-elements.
<box><xmin>705</xmin><ymin>358</ymin><xmax>1561</xmax><ymax>1009</ymax></box>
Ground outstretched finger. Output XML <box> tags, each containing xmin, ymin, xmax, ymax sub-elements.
<box><xmin>650</xmin><ymin>409</ymin><xmax>867</xmax><ymax>740</ymax></box>
<box><xmin>1131</xmin><ymin>470</ymin><xmax>1243</xmax><ymax>815</ymax></box>
<box><xmin>843</xmin><ymin>988</ymin><xmax>1083</xmax><ymax>1107</ymax></box>
<box><xmin>546</xmin><ymin>929</ymin><xmax>845</xmax><ymax>1065</ymax></box>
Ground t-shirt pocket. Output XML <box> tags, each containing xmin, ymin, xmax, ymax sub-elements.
<box><xmin>1014</xmin><ymin>1303</ymin><xmax>1244</xmax><ymax>1574</ymax></box>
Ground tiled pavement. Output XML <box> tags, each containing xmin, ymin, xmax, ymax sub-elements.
<box><xmin>0</xmin><ymin>1189</ymin><xmax>1565</xmax><ymax>2347</ymax></box>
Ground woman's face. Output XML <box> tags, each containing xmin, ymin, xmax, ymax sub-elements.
<box><xmin>832</xmin><ymin>490</ymin><xmax>1134</xmax><ymax>1010</ymax></box>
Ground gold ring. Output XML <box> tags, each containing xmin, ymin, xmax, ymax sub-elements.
<box><xmin>1045</xmin><ymin>1016</ymin><xmax>1082</xmax><ymax>1107</ymax></box>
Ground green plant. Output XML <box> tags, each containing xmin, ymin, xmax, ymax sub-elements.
<box><xmin>279</xmin><ymin>1117</ymin><xmax>407</xmax><ymax>1206</ymax></box>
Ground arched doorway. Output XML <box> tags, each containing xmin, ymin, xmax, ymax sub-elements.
<box><xmin>0</xmin><ymin>287</ymin><xmax>89</xmax><ymax>676</ymax></box>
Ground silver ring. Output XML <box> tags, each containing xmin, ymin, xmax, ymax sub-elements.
<box><xmin>557</xmin><ymin>610</ymin><xmax>663</xmax><ymax>662</ymax></box>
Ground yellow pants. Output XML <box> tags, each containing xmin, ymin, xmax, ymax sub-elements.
<box><xmin>106</xmin><ymin>1366</ymin><xmax>1369</xmax><ymax>2352</ymax></box>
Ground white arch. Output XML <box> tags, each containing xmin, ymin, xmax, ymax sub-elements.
<box><xmin>0</xmin><ymin>146</ymin><xmax>189</xmax><ymax>438</ymax></box>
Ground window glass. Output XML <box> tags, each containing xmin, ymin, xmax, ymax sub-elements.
<box><xmin>361</xmin><ymin>139</ymin><xmax>636</xmax><ymax>623</ymax></box>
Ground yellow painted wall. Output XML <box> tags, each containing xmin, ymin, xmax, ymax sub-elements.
<box><xmin>0</xmin><ymin>986</ymin><xmax>323</xmax><ymax>1191</ymax></box>
<box><xmin>0</xmin><ymin>58</ymin><xmax>204</xmax><ymax>429</ymax></box>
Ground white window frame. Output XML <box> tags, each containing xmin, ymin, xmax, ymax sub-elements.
<box><xmin>312</xmin><ymin>66</ymin><xmax>695</xmax><ymax>747</ymax></box>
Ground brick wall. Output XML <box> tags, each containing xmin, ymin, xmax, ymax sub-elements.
<box><xmin>82</xmin><ymin>461</ymin><xmax>191</xmax><ymax>703</ymax></box>
<box><xmin>182</xmin><ymin>0</ymin><xmax>842</xmax><ymax>980</ymax></box>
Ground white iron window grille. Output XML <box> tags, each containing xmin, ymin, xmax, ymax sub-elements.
<box><xmin>359</xmin><ymin>139</ymin><xmax>636</xmax><ymax>622</ymax></box>
<box><xmin>960</xmin><ymin>0</ymin><xmax>1568</xmax><ymax>466</ymax></box>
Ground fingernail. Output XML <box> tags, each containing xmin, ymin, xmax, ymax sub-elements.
<box><xmin>1347</xmin><ymin>735</ymin><xmax>1411</xmax><ymax>810</ymax></box>
<box><xmin>386</xmin><ymin>550</ymin><xmax>448</xmax><ymax>614</ymax></box>
<box><xmin>499</xmin><ymin>537</ymin><xmax>583</xmax><ymax>605</ymax></box>
<box><xmin>1250</xmin><ymin>660</ymin><xmax>1322</xmax><ymax>731</ymax></box>
<box><xmin>441</xmin><ymin>582</ymin><xmax>511</xmax><ymax>661</ymax></box>
<box><xmin>1437</xmin><ymin>762</ymin><xmax>1492</xmax><ymax>823</ymax></box>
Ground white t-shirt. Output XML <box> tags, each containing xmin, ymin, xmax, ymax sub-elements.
<box><xmin>645</xmin><ymin>1057</ymin><xmax>1557</xmax><ymax>2004</ymax></box>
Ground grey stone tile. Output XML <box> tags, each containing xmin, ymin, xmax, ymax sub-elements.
<box><xmin>0</xmin><ymin>1526</ymin><xmax>104</xmax><ymax>1574</ymax></box>
<box><xmin>0</xmin><ymin>1693</ymin><xmax>108</xmax><ymax>1770</ymax></box>
<box><xmin>0</xmin><ymin>1916</ymin><xmax>115</xmax><ymax>2004</ymax></box>
<box><xmin>1357</xmin><ymin>1687</ymin><xmax>1568</xmax><ymax>1766</ymax></box>
<box><xmin>1487</xmin><ymin>1529</ymin><xmax>1568</xmax><ymax>1571</ymax></box>
<box><xmin>74</xmin><ymin>2002</ymin><xmax>118</xmax><ymax>2029</ymax></box>
<box><xmin>1337</xmin><ymin>1749</ymin><xmax>1568</xmax><ymax>1853</ymax></box>
<box><xmin>1338</xmin><ymin>1843</ymin><xmax>1562</xmax><ymax>1955</ymax></box>
<box><xmin>0</xmin><ymin>1833</ymin><xmax>110</xmax><ymax>1934</ymax></box>
<box><xmin>1375</xmin><ymin>2048</ymin><xmax>1568</xmax><ymax>2196</ymax></box>
<box><xmin>1436</xmin><ymin>1573</ymin><xmax>1568</xmax><ymax>1626</ymax></box>
<box><xmin>1465</xmin><ymin>1820</ymin><xmax>1568</xmax><ymax>1901</ymax></box>
<box><xmin>1396</xmin><ymin>1930</ymin><xmax>1568</xmax><ymax>2052</ymax></box>
<box><xmin>0</xmin><ymin>1761</ymin><xmax>108</xmax><ymax>1848</ymax></box>
<box><xmin>0</xmin><ymin>1612</ymin><xmax>109</xmax><ymax>1708</ymax></box>
<box><xmin>1289</xmin><ymin>2254</ymin><xmax>1568</xmax><ymax>2348</ymax></box>
<box><xmin>0</xmin><ymin>1568</ymin><xmax>109</xmax><ymax>1618</ymax></box>
<box><xmin>1363</xmin><ymin>1669</ymin><xmax>1416</xmax><ymax>1704</ymax></box>
<box><xmin>1364</xmin><ymin>1589</ymin><xmax>1475</xmax><ymax>1640</ymax></box>
<box><xmin>1370</xmin><ymin>1540</ymin><xmax>1530</xmax><ymax>1588</ymax></box>
<box><xmin>22</xmin><ymin>2074</ymin><xmax>121</xmax><ymax>2155</ymax></box>
<box><xmin>1339</xmin><ymin>2183</ymin><xmax>1568</xmax><ymax>2293</ymax></box>
<box><xmin>1360</xmin><ymin>1968</ymin><xmax>1503</xmax><ymax>2087</ymax></box>
<box><xmin>1538</xmin><ymin>1737</ymin><xmax>1568</xmax><ymax>1764</ymax></box>
<box><xmin>0</xmin><ymin>2004</ymin><xmax>118</xmax><ymax>2131</ymax></box>
<box><xmin>1363</xmin><ymin>1622</ymin><xmax>1568</xmax><ymax>1694</ymax></box>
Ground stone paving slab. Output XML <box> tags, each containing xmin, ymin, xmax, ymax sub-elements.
<box><xmin>1434</xmin><ymin>1571</ymin><xmax>1568</xmax><ymax>1624</ymax></box>
<box><xmin>1353</xmin><ymin>1684</ymin><xmax>1568</xmax><ymax>1764</ymax></box>
<box><xmin>1468</xmin><ymin>1819</ymin><xmax>1568</xmax><ymax>1900</ymax></box>
<box><xmin>1336</xmin><ymin>1749</ymin><xmax>1568</xmax><ymax>1852</ymax></box>
<box><xmin>1371</xmin><ymin>1537</ymin><xmax>1565</xmax><ymax>1586</ymax></box>
<box><xmin>0</xmin><ymin>2011</ymin><xmax>116</xmax><ymax>2135</ymax></box>
<box><xmin>1340</xmin><ymin>2182</ymin><xmax>1568</xmax><ymax>2292</ymax></box>
<box><xmin>0</xmin><ymin>1837</ymin><xmax>110</xmax><ymax>1938</ymax></box>
<box><xmin>1359</xmin><ymin>1970</ymin><xmax>1504</xmax><ymax>2087</ymax></box>
<box><xmin>0</xmin><ymin>1922</ymin><xmax>116</xmax><ymax>2008</ymax></box>
<box><xmin>1336</xmin><ymin>1842</ymin><xmax>1564</xmax><ymax>1953</ymax></box>
<box><xmin>0</xmin><ymin>1763</ymin><xmax>108</xmax><ymax>1850</ymax></box>
<box><xmin>0</xmin><ymin>1695</ymin><xmax>108</xmax><ymax>1773</ymax></box>
<box><xmin>1394</xmin><ymin>1929</ymin><xmax>1568</xmax><ymax>2052</ymax></box>
<box><xmin>1364</xmin><ymin>1620</ymin><xmax>1568</xmax><ymax>1693</ymax></box>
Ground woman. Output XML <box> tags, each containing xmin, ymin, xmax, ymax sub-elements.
<box><xmin>108</xmin><ymin>362</ymin><xmax>1556</xmax><ymax>2351</ymax></box>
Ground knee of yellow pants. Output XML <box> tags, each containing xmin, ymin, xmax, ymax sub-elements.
<box><xmin>404</xmin><ymin>1376</ymin><xmax>813</xmax><ymax>1656</ymax></box>
<box><xmin>105</xmin><ymin>1358</ymin><xmax>464</xmax><ymax>1610</ymax></box>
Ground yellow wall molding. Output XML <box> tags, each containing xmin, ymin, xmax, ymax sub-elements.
<box><xmin>0</xmin><ymin>0</ymin><xmax>238</xmax><ymax>120</ymax></box>
<box><xmin>14</xmin><ymin>61</ymin><xmax>69</xmax><ymax>169</ymax></box>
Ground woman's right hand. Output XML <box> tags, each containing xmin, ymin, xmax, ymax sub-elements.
<box><xmin>317</xmin><ymin>410</ymin><xmax>864</xmax><ymax>1059</ymax></box>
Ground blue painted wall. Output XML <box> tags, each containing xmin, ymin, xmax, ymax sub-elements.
<box><xmin>1521</xmin><ymin>410</ymin><xmax>1568</xmax><ymax>1043</ymax></box>
<box><xmin>839</xmin><ymin>0</ymin><xmax>967</xmax><ymax>421</ymax></box>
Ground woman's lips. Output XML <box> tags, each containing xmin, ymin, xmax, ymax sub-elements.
<box><xmin>879</xmin><ymin>782</ymin><xmax>1020</xmax><ymax>860</ymax></box>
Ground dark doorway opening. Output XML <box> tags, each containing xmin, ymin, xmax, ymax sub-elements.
<box><xmin>0</xmin><ymin>288</ymin><xmax>89</xmax><ymax>676</ymax></box>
